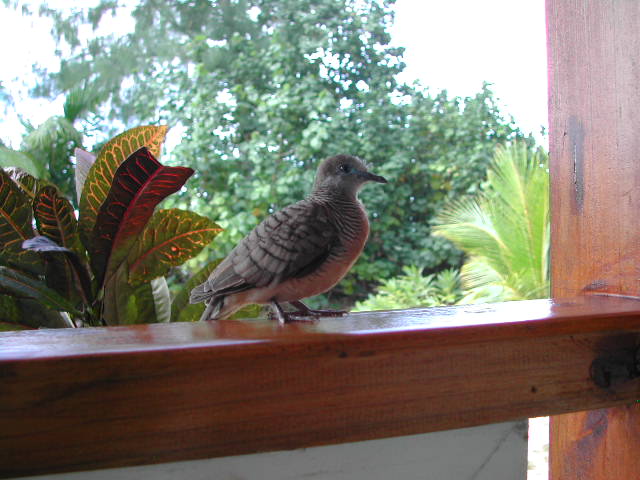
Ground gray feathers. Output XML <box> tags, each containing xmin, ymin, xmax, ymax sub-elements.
<box><xmin>190</xmin><ymin>199</ymin><xmax>338</xmax><ymax>303</ymax></box>
<box><xmin>190</xmin><ymin>154</ymin><xmax>387</xmax><ymax>321</ymax></box>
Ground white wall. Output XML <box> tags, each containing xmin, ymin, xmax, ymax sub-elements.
<box><xmin>16</xmin><ymin>420</ymin><xmax>527</xmax><ymax>480</ymax></box>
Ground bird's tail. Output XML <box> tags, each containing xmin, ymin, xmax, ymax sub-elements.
<box><xmin>199</xmin><ymin>297</ymin><xmax>225</xmax><ymax>322</ymax></box>
<box><xmin>190</xmin><ymin>283</ymin><xmax>211</xmax><ymax>304</ymax></box>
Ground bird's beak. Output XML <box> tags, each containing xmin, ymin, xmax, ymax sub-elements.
<box><xmin>356</xmin><ymin>170</ymin><xmax>388</xmax><ymax>184</ymax></box>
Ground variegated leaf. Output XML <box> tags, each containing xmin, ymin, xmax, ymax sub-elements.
<box><xmin>90</xmin><ymin>147</ymin><xmax>193</xmax><ymax>288</ymax></box>
<box><xmin>128</xmin><ymin>209</ymin><xmax>222</xmax><ymax>286</ymax></box>
<box><xmin>0</xmin><ymin>168</ymin><xmax>39</xmax><ymax>271</ymax></box>
<box><xmin>33</xmin><ymin>186</ymin><xmax>79</xmax><ymax>250</ymax></box>
<box><xmin>4</xmin><ymin>167</ymin><xmax>45</xmax><ymax>201</ymax></box>
<box><xmin>78</xmin><ymin>125</ymin><xmax>168</xmax><ymax>248</ymax></box>
<box><xmin>23</xmin><ymin>236</ymin><xmax>93</xmax><ymax>305</ymax></box>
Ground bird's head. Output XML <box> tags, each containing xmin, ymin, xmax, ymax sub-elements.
<box><xmin>312</xmin><ymin>154</ymin><xmax>387</xmax><ymax>197</ymax></box>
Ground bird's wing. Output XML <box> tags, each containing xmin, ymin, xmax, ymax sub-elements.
<box><xmin>198</xmin><ymin>200</ymin><xmax>338</xmax><ymax>298</ymax></box>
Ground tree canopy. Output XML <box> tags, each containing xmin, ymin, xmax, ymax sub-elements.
<box><xmin>16</xmin><ymin>0</ymin><xmax>533</xmax><ymax>304</ymax></box>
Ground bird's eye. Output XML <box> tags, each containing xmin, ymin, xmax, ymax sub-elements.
<box><xmin>339</xmin><ymin>163</ymin><xmax>352</xmax><ymax>173</ymax></box>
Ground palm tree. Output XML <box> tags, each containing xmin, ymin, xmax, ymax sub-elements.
<box><xmin>0</xmin><ymin>85</ymin><xmax>101</xmax><ymax>205</ymax></box>
<box><xmin>434</xmin><ymin>142</ymin><xmax>549</xmax><ymax>303</ymax></box>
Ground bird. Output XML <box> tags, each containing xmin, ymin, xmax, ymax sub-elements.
<box><xmin>190</xmin><ymin>154</ymin><xmax>387</xmax><ymax>323</ymax></box>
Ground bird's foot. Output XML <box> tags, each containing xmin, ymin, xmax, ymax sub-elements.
<box><xmin>269</xmin><ymin>300</ymin><xmax>348</xmax><ymax>324</ymax></box>
<box><xmin>287</xmin><ymin>308</ymin><xmax>347</xmax><ymax>318</ymax></box>
<box><xmin>287</xmin><ymin>300</ymin><xmax>348</xmax><ymax>318</ymax></box>
<box><xmin>268</xmin><ymin>300</ymin><xmax>290</xmax><ymax>324</ymax></box>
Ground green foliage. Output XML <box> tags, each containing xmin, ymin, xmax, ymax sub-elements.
<box><xmin>171</xmin><ymin>260</ymin><xmax>221</xmax><ymax>323</ymax></box>
<box><xmin>171</xmin><ymin>259</ymin><xmax>262</xmax><ymax>322</ymax></box>
<box><xmin>0</xmin><ymin>147</ymin><xmax>42</xmax><ymax>178</ymax></box>
<box><xmin>0</xmin><ymin>265</ymin><xmax>81</xmax><ymax>316</ymax></box>
<box><xmin>29</xmin><ymin>0</ymin><xmax>529</xmax><ymax>304</ymax></box>
<box><xmin>127</xmin><ymin>209</ymin><xmax>222</xmax><ymax>285</ymax></box>
<box><xmin>434</xmin><ymin>143</ymin><xmax>549</xmax><ymax>303</ymax></box>
<box><xmin>0</xmin><ymin>126</ymin><xmax>225</xmax><ymax>329</ymax></box>
<box><xmin>353</xmin><ymin>266</ymin><xmax>463</xmax><ymax>312</ymax></box>
<box><xmin>0</xmin><ymin>80</ymin><xmax>105</xmax><ymax>204</ymax></box>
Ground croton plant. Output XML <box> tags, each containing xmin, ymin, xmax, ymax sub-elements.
<box><xmin>0</xmin><ymin>126</ymin><xmax>231</xmax><ymax>330</ymax></box>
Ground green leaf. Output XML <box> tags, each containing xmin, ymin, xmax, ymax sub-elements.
<box><xmin>78</xmin><ymin>125</ymin><xmax>169</xmax><ymax>249</ymax></box>
<box><xmin>171</xmin><ymin>259</ymin><xmax>261</xmax><ymax>322</ymax></box>
<box><xmin>230</xmin><ymin>304</ymin><xmax>263</xmax><ymax>320</ymax></box>
<box><xmin>0</xmin><ymin>295</ymin><xmax>73</xmax><ymax>329</ymax></box>
<box><xmin>0</xmin><ymin>294</ymin><xmax>21</xmax><ymax>324</ymax></box>
<box><xmin>101</xmin><ymin>262</ymin><xmax>170</xmax><ymax>325</ymax></box>
<box><xmin>171</xmin><ymin>260</ymin><xmax>220</xmax><ymax>322</ymax></box>
<box><xmin>434</xmin><ymin>143</ymin><xmax>549</xmax><ymax>302</ymax></box>
<box><xmin>119</xmin><ymin>279</ymin><xmax>171</xmax><ymax>325</ymax></box>
<box><xmin>128</xmin><ymin>209</ymin><xmax>222</xmax><ymax>286</ymax></box>
<box><xmin>0</xmin><ymin>322</ymin><xmax>33</xmax><ymax>332</ymax></box>
<box><xmin>23</xmin><ymin>236</ymin><xmax>93</xmax><ymax>305</ymax></box>
<box><xmin>101</xmin><ymin>261</ymin><xmax>130</xmax><ymax>325</ymax></box>
<box><xmin>0</xmin><ymin>265</ymin><xmax>81</xmax><ymax>315</ymax></box>
<box><xmin>43</xmin><ymin>254</ymin><xmax>80</xmax><ymax>305</ymax></box>
<box><xmin>149</xmin><ymin>277</ymin><xmax>171</xmax><ymax>323</ymax></box>
<box><xmin>0</xmin><ymin>147</ymin><xmax>43</xmax><ymax>178</ymax></box>
<box><xmin>0</xmin><ymin>168</ymin><xmax>40</xmax><ymax>272</ymax></box>
<box><xmin>33</xmin><ymin>185</ymin><xmax>79</xmax><ymax>250</ymax></box>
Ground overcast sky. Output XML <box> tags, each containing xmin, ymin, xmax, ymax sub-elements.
<box><xmin>0</xmin><ymin>0</ymin><xmax>548</xmax><ymax>148</ymax></box>
<box><xmin>392</xmin><ymin>0</ymin><xmax>548</xmax><ymax>140</ymax></box>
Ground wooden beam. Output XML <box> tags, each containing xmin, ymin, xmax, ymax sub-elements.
<box><xmin>2</xmin><ymin>297</ymin><xmax>640</xmax><ymax>477</ymax></box>
<box><xmin>547</xmin><ymin>0</ymin><xmax>640</xmax><ymax>478</ymax></box>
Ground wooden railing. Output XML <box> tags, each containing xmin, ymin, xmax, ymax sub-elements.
<box><xmin>2</xmin><ymin>1</ymin><xmax>640</xmax><ymax>478</ymax></box>
<box><xmin>2</xmin><ymin>295</ymin><xmax>640</xmax><ymax>477</ymax></box>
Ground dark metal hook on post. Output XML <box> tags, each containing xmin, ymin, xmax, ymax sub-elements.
<box><xmin>590</xmin><ymin>346</ymin><xmax>640</xmax><ymax>389</ymax></box>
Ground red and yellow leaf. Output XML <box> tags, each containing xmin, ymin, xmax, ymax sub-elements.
<box><xmin>128</xmin><ymin>209</ymin><xmax>222</xmax><ymax>286</ymax></box>
<box><xmin>91</xmin><ymin>147</ymin><xmax>193</xmax><ymax>287</ymax></box>
<box><xmin>78</xmin><ymin>125</ymin><xmax>168</xmax><ymax>248</ymax></box>
<box><xmin>33</xmin><ymin>186</ymin><xmax>79</xmax><ymax>249</ymax></box>
<box><xmin>4</xmin><ymin>167</ymin><xmax>45</xmax><ymax>201</ymax></box>
<box><xmin>0</xmin><ymin>168</ymin><xmax>39</xmax><ymax>271</ymax></box>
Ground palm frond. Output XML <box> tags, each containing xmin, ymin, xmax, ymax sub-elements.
<box><xmin>434</xmin><ymin>142</ymin><xmax>549</xmax><ymax>301</ymax></box>
<box><xmin>64</xmin><ymin>84</ymin><xmax>103</xmax><ymax>122</ymax></box>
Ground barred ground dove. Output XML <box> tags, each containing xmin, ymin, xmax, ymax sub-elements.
<box><xmin>190</xmin><ymin>154</ymin><xmax>387</xmax><ymax>323</ymax></box>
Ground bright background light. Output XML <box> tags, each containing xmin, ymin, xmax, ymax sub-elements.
<box><xmin>0</xmin><ymin>0</ymin><xmax>548</xmax><ymax>147</ymax></box>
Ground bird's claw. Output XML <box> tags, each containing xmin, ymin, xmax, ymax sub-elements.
<box><xmin>287</xmin><ymin>300</ymin><xmax>348</xmax><ymax>319</ymax></box>
<box><xmin>269</xmin><ymin>300</ymin><xmax>348</xmax><ymax>324</ymax></box>
<box><xmin>288</xmin><ymin>309</ymin><xmax>347</xmax><ymax>318</ymax></box>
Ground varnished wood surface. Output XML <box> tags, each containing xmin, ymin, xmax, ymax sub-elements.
<box><xmin>2</xmin><ymin>296</ymin><xmax>640</xmax><ymax>358</ymax></box>
<box><xmin>547</xmin><ymin>0</ymin><xmax>640</xmax><ymax>478</ymax></box>
<box><xmin>2</xmin><ymin>296</ymin><xmax>640</xmax><ymax>477</ymax></box>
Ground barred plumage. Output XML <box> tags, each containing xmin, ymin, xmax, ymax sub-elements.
<box><xmin>190</xmin><ymin>154</ymin><xmax>387</xmax><ymax>323</ymax></box>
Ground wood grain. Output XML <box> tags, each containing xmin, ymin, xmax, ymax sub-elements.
<box><xmin>547</xmin><ymin>0</ymin><xmax>640</xmax><ymax>478</ymax></box>
<box><xmin>2</xmin><ymin>296</ymin><xmax>640</xmax><ymax>477</ymax></box>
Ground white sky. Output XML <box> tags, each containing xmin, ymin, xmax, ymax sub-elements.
<box><xmin>0</xmin><ymin>0</ymin><xmax>548</xmax><ymax>149</ymax></box>
<box><xmin>392</xmin><ymin>0</ymin><xmax>548</xmax><ymax>142</ymax></box>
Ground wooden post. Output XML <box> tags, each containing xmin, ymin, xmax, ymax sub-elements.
<box><xmin>547</xmin><ymin>0</ymin><xmax>640</xmax><ymax>478</ymax></box>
